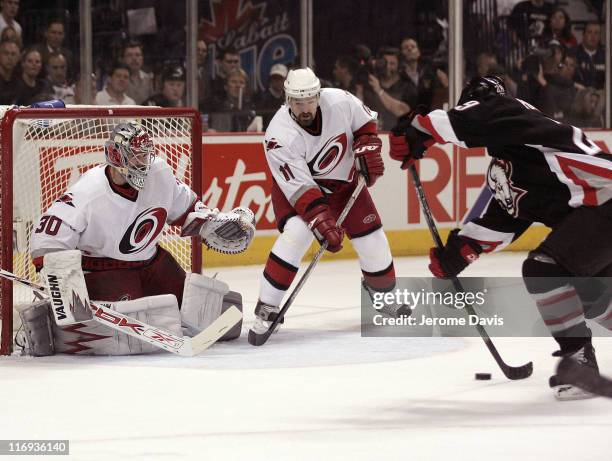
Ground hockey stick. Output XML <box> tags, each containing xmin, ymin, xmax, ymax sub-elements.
<box><xmin>0</xmin><ymin>268</ymin><xmax>241</xmax><ymax>357</ymax></box>
<box><xmin>248</xmin><ymin>175</ymin><xmax>367</xmax><ymax>346</ymax></box>
<box><xmin>408</xmin><ymin>165</ymin><xmax>533</xmax><ymax>380</ymax></box>
<box><xmin>556</xmin><ymin>356</ymin><xmax>612</xmax><ymax>398</ymax></box>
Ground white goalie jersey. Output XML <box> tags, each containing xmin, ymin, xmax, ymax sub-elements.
<box><xmin>264</xmin><ymin>88</ymin><xmax>377</xmax><ymax>204</ymax></box>
<box><xmin>30</xmin><ymin>158</ymin><xmax>196</xmax><ymax>264</ymax></box>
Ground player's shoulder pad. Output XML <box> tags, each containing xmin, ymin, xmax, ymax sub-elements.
<box><xmin>319</xmin><ymin>87</ymin><xmax>352</xmax><ymax>107</ymax></box>
<box><xmin>264</xmin><ymin>108</ymin><xmax>303</xmax><ymax>154</ymax></box>
<box><xmin>63</xmin><ymin>165</ymin><xmax>109</xmax><ymax>206</ymax></box>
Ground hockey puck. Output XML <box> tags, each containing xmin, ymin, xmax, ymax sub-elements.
<box><xmin>475</xmin><ymin>373</ymin><xmax>492</xmax><ymax>380</ymax></box>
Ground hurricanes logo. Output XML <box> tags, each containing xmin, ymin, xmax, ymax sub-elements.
<box><xmin>308</xmin><ymin>133</ymin><xmax>348</xmax><ymax>176</ymax></box>
<box><xmin>119</xmin><ymin>207</ymin><xmax>167</xmax><ymax>254</ymax></box>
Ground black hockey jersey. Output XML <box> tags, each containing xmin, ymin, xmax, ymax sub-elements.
<box><xmin>414</xmin><ymin>95</ymin><xmax>612</xmax><ymax>252</ymax></box>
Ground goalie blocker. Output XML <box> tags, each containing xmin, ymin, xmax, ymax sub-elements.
<box><xmin>18</xmin><ymin>250</ymin><xmax>243</xmax><ymax>356</ymax></box>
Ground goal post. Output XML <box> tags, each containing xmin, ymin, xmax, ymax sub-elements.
<box><xmin>0</xmin><ymin>105</ymin><xmax>203</xmax><ymax>355</ymax></box>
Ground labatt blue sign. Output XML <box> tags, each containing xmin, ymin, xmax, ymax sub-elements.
<box><xmin>200</xmin><ymin>0</ymin><xmax>298</xmax><ymax>91</ymax></box>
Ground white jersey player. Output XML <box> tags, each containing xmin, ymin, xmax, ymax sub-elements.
<box><xmin>251</xmin><ymin>68</ymin><xmax>409</xmax><ymax>336</ymax></box>
<box><xmin>26</xmin><ymin>122</ymin><xmax>254</xmax><ymax>355</ymax></box>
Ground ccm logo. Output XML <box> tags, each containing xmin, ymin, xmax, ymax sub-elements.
<box><xmin>363</xmin><ymin>214</ymin><xmax>377</xmax><ymax>224</ymax></box>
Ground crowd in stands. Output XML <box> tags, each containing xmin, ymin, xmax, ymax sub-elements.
<box><xmin>0</xmin><ymin>0</ymin><xmax>606</xmax><ymax>132</ymax></box>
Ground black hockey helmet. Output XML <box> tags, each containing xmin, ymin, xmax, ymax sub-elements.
<box><xmin>457</xmin><ymin>75</ymin><xmax>506</xmax><ymax>106</ymax></box>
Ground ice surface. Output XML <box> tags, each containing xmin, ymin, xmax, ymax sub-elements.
<box><xmin>1</xmin><ymin>252</ymin><xmax>611</xmax><ymax>460</ymax></box>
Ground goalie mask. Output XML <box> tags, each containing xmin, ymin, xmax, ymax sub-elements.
<box><xmin>105</xmin><ymin>122</ymin><xmax>156</xmax><ymax>190</ymax></box>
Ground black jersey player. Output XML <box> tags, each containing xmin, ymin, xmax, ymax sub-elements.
<box><xmin>390</xmin><ymin>76</ymin><xmax>612</xmax><ymax>400</ymax></box>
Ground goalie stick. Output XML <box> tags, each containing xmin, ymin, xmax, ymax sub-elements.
<box><xmin>248</xmin><ymin>175</ymin><xmax>367</xmax><ymax>346</ymax></box>
<box><xmin>0</xmin><ymin>268</ymin><xmax>241</xmax><ymax>357</ymax></box>
<box><xmin>556</xmin><ymin>357</ymin><xmax>612</xmax><ymax>399</ymax></box>
<box><xmin>409</xmin><ymin>165</ymin><xmax>533</xmax><ymax>380</ymax></box>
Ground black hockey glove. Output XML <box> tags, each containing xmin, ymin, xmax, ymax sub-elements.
<box><xmin>389</xmin><ymin>105</ymin><xmax>434</xmax><ymax>169</ymax></box>
<box><xmin>429</xmin><ymin>229</ymin><xmax>483</xmax><ymax>279</ymax></box>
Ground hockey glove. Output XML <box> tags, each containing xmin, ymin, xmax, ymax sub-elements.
<box><xmin>428</xmin><ymin>229</ymin><xmax>482</xmax><ymax>278</ymax></box>
<box><xmin>181</xmin><ymin>204</ymin><xmax>255</xmax><ymax>254</ymax></box>
<box><xmin>353</xmin><ymin>134</ymin><xmax>384</xmax><ymax>187</ymax></box>
<box><xmin>390</xmin><ymin>106</ymin><xmax>435</xmax><ymax>170</ymax></box>
<box><xmin>304</xmin><ymin>203</ymin><xmax>344</xmax><ymax>253</ymax></box>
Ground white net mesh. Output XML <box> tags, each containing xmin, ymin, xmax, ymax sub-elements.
<box><xmin>0</xmin><ymin>107</ymin><xmax>201</xmax><ymax>354</ymax></box>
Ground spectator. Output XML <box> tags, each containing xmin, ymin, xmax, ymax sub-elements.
<box><xmin>207</xmin><ymin>68</ymin><xmax>255</xmax><ymax>132</ymax></box>
<box><xmin>211</xmin><ymin>48</ymin><xmax>240</xmax><ymax>99</ymax></box>
<box><xmin>399</xmin><ymin>37</ymin><xmax>445</xmax><ymax>111</ymax></box>
<box><xmin>94</xmin><ymin>63</ymin><xmax>135</xmax><ymax>105</ymax></box>
<box><xmin>196</xmin><ymin>39</ymin><xmax>212</xmax><ymax>102</ymax></box>
<box><xmin>0</xmin><ymin>38</ymin><xmax>18</xmax><ymax>103</ymax></box>
<box><xmin>254</xmin><ymin>63</ymin><xmax>287</xmax><ymax>128</ymax></box>
<box><xmin>509</xmin><ymin>0</ymin><xmax>554</xmax><ymax>50</ymax></box>
<box><xmin>0</xmin><ymin>0</ymin><xmax>21</xmax><ymax>39</ymax></box>
<box><xmin>15</xmin><ymin>48</ymin><xmax>52</xmax><ymax>106</ymax></box>
<box><xmin>573</xmin><ymin>21</ymin><xmax>605</xmax><ymax>90</ymax></box>
<box><xmin>47</xmin><ymin>53</ymin><xmax>74</xmax><ymax>103</ymax></box>
<box><xmin>143</xmin><ymin>64</ymin><xmax>185</xmax><ymax>107</ymax></box>
<box><xmin>516</xmin><ymin>53</ymin><xmax>547</xmax><ymax>109</ymax></box>
<box><xmin>475</xmin><ymin>52</ymin><xmax>498</xmax><ymax>78</ymax></box>
<box><xmin>571</xmin><ymin>87</ymin><xmax>605</xmax><ymax>128</ymax></box>
<box><xmin>32</xmin><ymin>20</ymin><xmax>74</xmax><ymax>74</ymax></box>
<box><xmin>543</xmin><ymin>8</ymin><xmax>577</xmax><ymax>49</ymax></box>
<box><xmin>541</xmin><ymin>54</ymin><xmax>582</xmax><ymax>121</ymax></box>
<box><xmin>362</xmin><ymin>46</ymin><xmax>414</xmax><ymax>130</ymax></box>
<box><xmin>121</xmin><ymin>40</ymin><xmax>153</xmax><ymax>104</ymax></box>
<box><xmin>332</xmin><ymin>55</ymin><xmax>358</xmax><ymax>94</ymax></box>
<box><xmin>0</xmin><ymin>24</ymin><xmax>20</xmax><ymax>48</ymax></box>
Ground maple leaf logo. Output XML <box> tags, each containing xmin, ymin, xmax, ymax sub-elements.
<box><xmin>200</xmin><ymin>0</ymin><xmax>266</xmax><ymax>44</ymax></box>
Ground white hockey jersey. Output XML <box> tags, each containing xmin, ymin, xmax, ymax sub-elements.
<box><xmin>30</xmin><ymin>158</ymin><xmax>196</xmax><ymax>263</ymax></box>
<box><xmin>264</xmin><ymin>88</ymin><xmax>377</xmax><ymax>208</ymax></box>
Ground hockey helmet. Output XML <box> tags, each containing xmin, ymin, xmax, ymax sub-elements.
<box><xmin>284</xmin><ymin>67</ymin><xmax>321</xmax><ymax>103</ymax></box>
<box><xmin>457</xmin><ymin>75</ymin><xmax>506</xmax><ymax>106</ymax></box>
<box><xmin>104</xmin><ymin>122</ymin><xmax>156</xmax><ymax>190</ymax></box>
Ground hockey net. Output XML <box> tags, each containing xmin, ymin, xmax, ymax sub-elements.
<box><xmin>0</xmin><ymin>106</ymin><xmax>202</xmax><ymax>355</ymax></box>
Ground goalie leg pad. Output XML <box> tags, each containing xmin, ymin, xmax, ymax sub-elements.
<box><xmin>41</xmin><ymin>250</ymin><xmax>93</xmax><ymax>324</ymax></box>
<box><xmin>53</xmin><ymin>294</ymin><xmax>181</xmax><ymax>355</ymax></box>
<box><xmin>220</xmin><ymin>290</ymin><xmax>243</xmax><ymax>341</ymax></box>
<box><xmin>18</xmin><ymin>300</ymin><xmax>55</xmax><ymax>356</ymax></box>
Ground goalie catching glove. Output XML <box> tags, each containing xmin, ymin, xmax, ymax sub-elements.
<box><xmin>181</xmin><ymin>203</ymin><xmax>255</xmax><ymax>254</ymax></box>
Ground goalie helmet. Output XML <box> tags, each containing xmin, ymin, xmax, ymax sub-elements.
<box><xmin>284</xmin><ymin>67</ymin><xmax>321</xmax><ymax>103</ymax></box>
<box><xmin>105</xmin><ymin>122</ymin><xmax>156</xmax><ymax>190</ymax></box>
<box><xmin>457</xmin><ymin>75</ymin><xmax>506</xmax><ymax>106</ymax></box>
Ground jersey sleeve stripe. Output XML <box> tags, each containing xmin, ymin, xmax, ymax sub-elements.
<box><xmin>422</xmin><ymin>110</ymin><xmax>467</xmax><ymax>148</ymax></box>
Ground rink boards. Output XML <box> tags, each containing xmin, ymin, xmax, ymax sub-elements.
<box><xmin>201</xmin><ymin>130</ymin><xmax>612</xmax><ymax>267</ymax></box>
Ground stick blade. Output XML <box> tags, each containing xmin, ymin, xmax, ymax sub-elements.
<box><xmin>502</xmin><ymin>361</ymin><xmax>533</xmax><ymax>380</ymax></box>
<box><xmin>188</xmin><ymin>306</ymin><xmax>242</xmax><ymax>355</ymax></box>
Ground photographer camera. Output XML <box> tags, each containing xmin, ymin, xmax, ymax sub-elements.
<box><xmin>361</xmin><ymin>47</ymin><xmax>416</xmax><ymax>130</ymax></box>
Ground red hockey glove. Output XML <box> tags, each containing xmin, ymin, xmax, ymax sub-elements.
<box><xmin>390</xmin><ymin>107</ymin><xmax>434</xmax><ymax>170</ymax></box>
<box><xmin>353</xmin><ymin>134</ymin><xmax>384</xmax><ymax>187</ymax></box>
<box><xmin>304</xmin><ymin>203</ymin><xmax>344</xmax><ymax>253</ymax></box>
<box><xmin>428</xmin><ymin>229</ymin><xmax>482</xmax><ymax>278</ymax></box>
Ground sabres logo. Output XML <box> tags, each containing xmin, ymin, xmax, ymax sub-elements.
<box><xmin>119</xmin><ymin>207</ymin><xmax>167</xmax><ymax>254</ymax></box>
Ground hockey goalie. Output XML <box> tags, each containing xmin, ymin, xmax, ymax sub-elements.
<box><xmin>19</xmin><ymin>121</ymin><xmax>255</xmax><ymax>356</ymax></box>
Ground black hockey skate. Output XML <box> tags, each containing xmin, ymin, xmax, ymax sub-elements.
<box><xmin>550</xmin><ymin>344</ymin><xmax>599</xmax><ymax>401</ymax></box>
